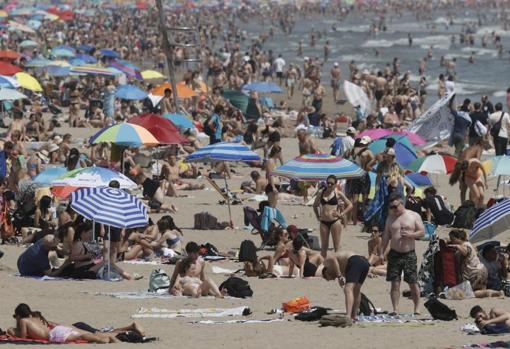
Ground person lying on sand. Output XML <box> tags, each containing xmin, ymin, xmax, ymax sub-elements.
<box><xmin>470</xmin><ymin>305</ymin><xmax>510</xmax><ymax>334</ymax></box>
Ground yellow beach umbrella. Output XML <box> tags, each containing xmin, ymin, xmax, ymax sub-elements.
<box><xmin>15</xmin><ymin>72</ymin><xmax>42</xmax><ymax>92</ymax></box>
<box><xmin>141</xmin><ymin>70</ymin><xmax>164</xmax><ymax>80</ymax></box>
<box><xmin>0</xmin><ymin>10</ymin><xmax>8</xmax><ymax>17</ymax></box>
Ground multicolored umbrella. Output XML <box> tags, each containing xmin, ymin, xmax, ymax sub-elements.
<box><xmin>0</xmin><ymin>75</ymin><xmax>19</xmax><ymax>89</ymax></box>
<box><xmin>243</xmin><ymin>81</ymin><xmax>283</xmax><ymax>93</ymax></box>
<box><xmin>407</xmin><ymin>154</ymin><xmax>457</xmax><ymax>174</ymax></box>
<box><xmin>70</xmin><ymin>65</ymin><xmax>120</xmax><ymax>77</ymax></box>
<box><xmin>469</xmin><ymin>199</ymin><xmax>510</xmax><ymax>243</ymax></box>
<box><xmin>163</xmin><ymin>113</ymin><xmax>194</xmax><ymax>130</ymax></box>
<box><xmin>115</xmin><ymin>84</ymin><xmax>147</xmax><ymax>100</ymax></box>
<box><xmin>15</xmin><ymin>72</ymin><xmax>42</xmax><ymax>92</ymax></box>
<box><xmin>109</xmin><ymin>60</ymin><xmax>142</xmax><ymax>80</ymax></box>
<box><xmin>33</xmin><ymin>167</ymin><xmax>67</xmax><ymax>186</ymax></box>
<box><xmin>357</xmin><ymin>129</ymin><xmax>426</xmax><ymax>145</ymax></box>
<box><xmin>128</xmin><ymin>113</ymin><xmax>188</xmax><ymax>145</ymax></box>
<box><xmin>368</xmin><ymin>135</ymin><xmax>417</xmax><ymax>167</ymax></box>
<box><xmin>0</xmin><ymin>62</ymin><xmax>22</xmax><ymax>75</ymax></box>
<box><xmin>272</xmin><ymin>154</ymin><xmax>364</xmax><ymax>181</ymax></box>
<box><xmin>52</xmin><ymin>166</ymin><xmax>137</xmax><ymax>189</ymax></box>
<box><xmin>89</xmin><ymin>123</ymin><xmax>159</xmax><ymax>147</ymax></box>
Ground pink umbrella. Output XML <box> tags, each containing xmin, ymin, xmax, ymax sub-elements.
<box><xmin>391</xmin><ymin>130</ymin><xmax>426</xmax><ymax>145</ymax></box>
<box><xmin>356</xmin><ymin>128</ymin><xmax>391</xmax><ymax>140</ymax></box>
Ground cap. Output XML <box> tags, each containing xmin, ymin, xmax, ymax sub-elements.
<box><xmin>384</xmin><ymin>148</ymin><xmax>396</xmax><ymax>156</ymax></box>
<box><xmin>359</xmin><ymin>136</ymin><xmax>371</xmax><ymax>145</ymax></box>
<box><xmin>48</xmin><ymin>143</ymin><xmax>60</xmax><ymax>153</ymax></box>
<box><xmin>346</xmin><ymin>126</ymin><xmax>356</xmax><ymax>135</ymax></box>
<box><xmin>53</xmin><ymin>135</ymin><xmax>63</xmax><ymax>145</ymax></box>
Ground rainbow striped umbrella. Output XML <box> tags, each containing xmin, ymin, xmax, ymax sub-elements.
<box><xmin>89</xmin><ymin>123</ymin><xmax>159</xmax><ymax>147</ymax></box>
<box><xmin>70</xmin><ymin>65</ymin><xmax>120</xmax><ymax>77</ymax></box>
<box><xmin>272</xmin><ymin>154</ymin><xmax>364</xmax><ymax>181</ymax></box>
<box><xmin>407</xmin><ymin>154</ymin><xmax>457</xmax><ymax>174</ymax></box>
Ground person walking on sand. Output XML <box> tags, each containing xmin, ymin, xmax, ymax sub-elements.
<box><xmin>379</xmin><ymin>192</ymin><xmax>424</xmax><ymax>315</ymax></box>
<box><xmin>322</xmin><ymin>250</ymin><xmax>371</xmax><ymax>320</ymax></box>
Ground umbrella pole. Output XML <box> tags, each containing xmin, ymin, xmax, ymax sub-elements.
<box><xmin>224</xmin><ymin>177</ymin><xmax>233</xmax><ymax>228</ymax></box>
<box><xmin>107</xmin><ymin>226</ymin><xmax>111</xmax><ymax>280</ymax></box>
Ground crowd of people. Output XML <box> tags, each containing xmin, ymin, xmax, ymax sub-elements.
<box><xmin>0</xmin><ymin>0</ymin><xmax>509</xmax><ymax>344</ymax></box>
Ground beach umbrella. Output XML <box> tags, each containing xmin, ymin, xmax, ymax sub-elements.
<box><xmin>407</xmin><ymin>154</ymin><xmax>457</xmax><ymax>174</ymax></box>
<box><xmin>357</xmin><ymin>129</ymin><xmax>426</xmax><ymax>145</ymax></box>
<box><xmin>14</xmin><ymin>72</ymin><xmax>42</xmax><ymax>92</ymax></box>
<box><xmin>70</xmin><ymin>65</ymin><xmax>120</xmax><ymax>77</ymax></box>
<box><xmin>141</xmin><ymin>70</ymin><xmax>164</xmax><ymax>80</ymax></box>
<box><xmin>27</xmin><ymin>19</ymin><xmax>42</xmax><ymax>29</ymax></box>
<box><xmin>52</xmin><ymin>166</ymin><xmax>137</xmax><ymax>189</ymax></box>
<box><xmin>152</xmin><ymin>82</ymin><xmax>197</xmax><ymax>99</ymax></box>
<box><xmin>469</xmin><ymin>199</ymin><xmax>510</xmax><ymax>243</ymax></box>
<box><xmin>8</xmin><ymin>21</ymin><xmax>36</xmax><ymax>34</ymax></box>
<box><xmin>0</xmin><ymin>62</ymin><xmax>22</xmax><ymax>75</ymax></box>
<box><xmin>99</xmin><ymin>48</ymin><xmax>120</xmax><ymax>59</ymax></box>
<box><xmin>71</xmin><ymin>186</ymin><xmax>148</xmax><ymax>280</ymax></box>
<box><xmin>33</xmin><ymin>167</ymin><xmax>67</xmax><ymax>186</ymax></box>
<box><xmin>487</xmin><ymin>156</ymin><xmax>510</xmax><ymax>176</ymax></box>
<box><xmin>177</xmin><ymin>80</ymin><xmax>208</xmax><ymax>93</ymax></box>
<box><xmin>186</xmin><ymin>142</ymin><xmax>261</xmax><ymax>227</ymax></box>
<box><xmin>404</xmin><ymin>172</ymin><xmax>433</xmax><ymax>189</ymax></box>
<box><xmin>51</xmin><ymin>47</ymin><xmax>75</xmax><ymax>58</ymax></box>
<box><xmin>0</xmin><ymin>88</ymin><xmax>27</xmax><ymax>100</ymax></box>
<box><xmin>25</xmin><ymin>57</ymin><xmax>52</xmax><ymax>67</ymax></box>
<box><xmin>73</xmin><ymin>54</ymin><xmax>97</xmax><ymax>64</ymax></box>
<box><xmin>0</xmin><ymin>10</ymin><xmax>7</xmax><ymax>17</ymax></box>
<box><xmin>109</xmin><ymin>60</ymin><xmax>142</xmax><ymax>80</ymax></box>
<box><xmin>243</xmin><ymin>81</ymin><xmax>283</xmax><ymax>93</ymax></box>
<box><xmin>357</xmin><ymin>128</ymin><xmax>391</xmax><ymax>141</ymax></box>
<box><xmin>89</xmin><ymin>123</ymin><xmax>159</xmax><ymax>147</ymax></box>
<box><xmin>47</xmin><ymin>66</ymin><xmax>70</xmax><ymax>77</ymax></box>
<box><xmin>272</xmin><ymin>153</ymin><xmax>364</xmax><ymax>181</ymax></box>
<box><xmin>163</xmin><ymin>112</ymin><xmax>194</xmax><ymax>130</ymax></box>
<box><xmin>0</xmin><ymin>75</ymin><xmax>19</xmax><ymax>89</ymax></box>
<box><xmin>77</xmin><ymin>44</ymin><xmax>95</xmax><ymax>53</ymax></box>
<box><xmin>128</xmin><ymin>113</ymin><xmax>188</xmax><ymax>144</ymax></box>
<box><xmin>223</xmin><ymin>90</ymin><xmax>248</xmax><ymax>114</ymax></box>
<box><xmin>369</xmin><ymin>135</ymin><xmax>417</xmax><ymax>167</ymax></box>
<box><xmin>0</xmin><ymin>50</ymin><xmax>21</xmax><ymax>61</ymax></box>
<box><xmin>19</xmin><ymin>40</ymin><xmax>39</xmax><ymax>49</ymax></box>
<box><xmin>115</xmin><ymin>84</ymin><xmax>148</xmax><ymax>100</ymax></box>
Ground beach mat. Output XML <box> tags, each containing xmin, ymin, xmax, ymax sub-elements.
<box><xmin>189</xmin><ymin>318</ymin><xmax>287</xmax><ymax>325</ymax></box>
<box><xmin>0</xmin><ymin>335</ymin><xmax>87</xmax><ymax>345</ymax></box>
<box><xmin>357</xmin><ymin>313</ymin><xmax>434</xmax><ymax>324</ymax></box>
<box><xmin>91</xmin><ymin>291</ymin><xmax>234</xmax><ymax>300</ymax></box>
<box><xmin>132</xmin><ymin>306</ymin><xmax>249</xmax><ymax>319</ymax></box>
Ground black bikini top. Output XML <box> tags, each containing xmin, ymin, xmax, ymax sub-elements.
<box><xmin>321</xmin><ymin>191</ymin><xmax>338</xmax><ymax>206</ymax></box>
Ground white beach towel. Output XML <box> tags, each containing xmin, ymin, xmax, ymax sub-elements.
<box><xmin>189</xmin><ymin>318</ymin><xmax>286</xmax><ymax>325</ymax></box>
<box><xmin>133</xmin><ymin>306</ymin><xmax>248</xmax><ymax>319</ymax></box>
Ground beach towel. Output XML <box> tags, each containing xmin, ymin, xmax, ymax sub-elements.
<box><xmin>364</xmin><ymin>176</ymin><xmax>389</xmax><ymax>229</ymax></box>
<box><xmin>189</xmin><ymin>318</ymin><xmax>286</xmax><ymax>325</ymax></box>
<box><xmin>211</xmin><ymin>266</ymin><xmax>237</xmax><ymax>274</ymax></box>
<box><xmin>463</xmin><ymin>341</ymin><xmax>510</xmax><ymax>348</ymax></box>
<box><xmin>122</xmin><ymin>260</ymin><xmax>162</xmax><ymax>266</ymax></box>
<box><xmin>357</xmin><ymin>314</ymin><xmax>434</xmax><ymax>324</ymax></box>
<box><xmin>92</xmin><ymin>291</ymin><xmax>174</xmax><ymax>299</ymax></box>
<box><xmin>132</xmin><ymin>306</ymin><xmax>250</xmax><ymax>319</ymax></box>
<box><xmin>13</xmin><ymin>274</ymin><xmax>65</xmax><ymax>281</ymax></box>
<box><xmin>0</xmin><ymin>335</ymin><xmax>87</xmax><ymax>345</ymax></box>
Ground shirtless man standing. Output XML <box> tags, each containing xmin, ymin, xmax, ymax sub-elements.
<box><xmin>374</xmin><ymin>71</ymin><xmax>387</xmax><ymax>109</ymax></box>
<box><xmin>379</xmin><ymin>192</ymin><xmax>424</xmax><ymax>315</ymax></box>
<box><xmin>322</xmin><ymin>250</ymin><xmax>371</xmax><ymax>320</ymax></box>
<box><xmin>297</xmin><ymin>128</ymin><xmax>319</xmax><ymax>155</ymax></box>
<box><xmin>169</xmin><ymin>241</ymin><xmax>222</xmax><ymax>298</ymax></box>
<box><xmin>330</xmin><ymin>63</ymin><xmax>341</xmax><ymax>102</ymax></box>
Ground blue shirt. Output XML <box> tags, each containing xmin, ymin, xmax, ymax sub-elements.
<box><xmin>17</xmin><ymin>239</ymin><xmax>50</xmax><ymax>276</ymax></box>
<box><xmin>261</xmin><ymin>206</ymin><xmax>288</xmax><ymax>234</ymax></box>
<box><xmin>211</xmin><ymin>113</ymin><xmax>222</xmax><ymax>141</ymax></box>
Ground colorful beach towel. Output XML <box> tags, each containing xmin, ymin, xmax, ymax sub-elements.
<box><xmin>357</xmin><ymin>313</ymin><xmax>434</xmax><ymax>324</ymax></box>
<box><xmin>0</xmin><ymin>335</ymin><xmax>87</xmax><ymax>345</ymax></box>
<box><xmin>189</xmin><ymin>318</ymin><xmax>287</xmax><ymax>325</ymax></box>
<box><xmin>132</xmin><ymin>306</ymin><xmax>249</xmax><ymax>319</ymax></box>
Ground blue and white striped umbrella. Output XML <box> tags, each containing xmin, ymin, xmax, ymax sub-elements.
<box><xmin>469</xmin><ymin>199</ymin><xmax>510</xmax><ymax>243</ymax></box>
<box><xmin>272</xmin><ymin>154</ymin><xmax>364</xmax><ymax>181</ymax></box>
<box><xmin>185</xmin><ymin>142</ymin><xmax>261</xmax><ymax>163</ymax></box>
<box><xmin>71</xmin><ymin>187</ymin><xmax>148</xmax><ymax>229</ymax></box>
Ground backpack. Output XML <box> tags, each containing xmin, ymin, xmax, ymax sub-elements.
<box><xmin>219</xmin><ymin>276</ymin><xmax>253</xmax><ymax>298</ymax></box>
<box><xmin>358</xmin><ymin>293</ymin><xmax>377</xmax><ymax>316</ymax></box>
<box><xmin>490</xmin><ymin>112</ymin><xmax>506</xmax><ymax>138</ymax></box>
<box><xmin>239</xmin><ymin>240</ymin><xmax>258</xmax><ymax>263</ymax></box>
<box><xmin>199</xmin><ymin>243</ymin><xmax>220</xmax><ymax>257</ymax></box>
<box><xmin>116</xmin><ymin>331</ymin><xmax>157</xmax><ymax>343</ymax></box>
<box><xmin>474</xmin><ymin>120</ymin><xmax>487</xmax><ymax>137</ymax></box>
<box><xmin>194</xmin><ymin>212</ymin><xmax>228</xmax><ymax>230</ymax></box>
<box><xmin>451</xmin><ymin>200</ymin><xmax>477</xmax><ymax>229</ymax></box>
<box><xmin>424</xmin><ymin>297</ymin><xmax>458</xmax><ymax>321</ymax></box>
<box><xmin>203</xmin><ymin>116</ymin><xmax>214</xmax><ymax>136</ymax></box>
<box><xmin>330</xmin><ymin>137</ymin><xmax>344</xmax><ymax>157</ymax></box>
<box><xmin>148</xmin><ymin>269</ymin><xmax>170</xmax><ymax>292</ymax></box>
<box><xmin>295</xmin><ymin>306</ymin><xmax>330</xmax><ymax>321</ymax></box>
<box><xmin>319</xmin><ymin>314</ymin><xmax>353</xmax><ymax>327</ymax></box>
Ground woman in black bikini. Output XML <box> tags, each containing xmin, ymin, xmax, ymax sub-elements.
<box><xmin>288</xmin><ymin>236</ymin><xmax>323</xmax><ymax>278</ymax></box>
<box><xmin>313</xmin><ymin>175</ymin><xmax>352</xmax><ymax>258</ymax></box>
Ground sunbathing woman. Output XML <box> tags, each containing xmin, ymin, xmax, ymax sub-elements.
<box><xmin>288</xmin><ymin>236</ymin><xmax>324</xmax><ymax>278</ymax></box>
<box><xmin>174</xmin><ymin>257</ymin><xmax>223</xmax><ymax>298</ymax></box>
<box><xmin>7</xmin><ymin>304</ymin><xmax>114</xmax><ymax>344</ymax></box>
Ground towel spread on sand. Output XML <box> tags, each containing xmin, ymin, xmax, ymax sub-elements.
<box><xmin>463</xmin><ymin>341</ymin><xmax>510</xmax><ymax>348</ymax></box>
<box><xmin>211</xmin><ymin>266</ymin><xmax>237</xmax><ymax>274</ymax></box>
<box><xmin>189</xmin><ymin>318</ymin><xmax>287</xmax><ymax>325</ymax></box>
<box><xmin>132</xmin><ymin>306</ymin><xmax>248</xmax><ymax>319</ymax></box>
<box><xmin>92</xmin><ymin>291</ymin><xmax>175</xmax><ymax>299</ymax></box>
<box><xmin>13</xmin><ymin>273</ymin><xmax>65</xmax><ymax>281</ymax></box>
<box><xmin>357</xmin><ymin>314</ymin><xmax>434</xmax><ymax>324</ymax></box>
<box><xmin>121</xmin><ymin>260</ymin><xmax>162</xmax><ymax>266</ymax></box>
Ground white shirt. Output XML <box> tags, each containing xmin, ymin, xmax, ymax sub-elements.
<box><xmin>445</xmin><ymin>80</ymin><xmax>455</xmax><ymax>95</ymax></box>
<box><xmin>489</xmin><ymin>111</ymin><xmax>510</xmax><ymax>138</ymax></box>
<box><xmin>273</xmin><ymin>57</ymin><xmax>286</xmax><ymax>73</ymax></box>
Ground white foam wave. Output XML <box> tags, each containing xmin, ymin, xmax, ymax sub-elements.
<box><xmin>361</xmin><ymin>39</ymin><xmax>395</xmax><ymax>48</ymax></box>
<box><xmin>493</xmin><ymin>91</ymin><xmax>507</xmax><ymax>97</ymax></box>
<box><xmin>460</xmin><ymin>47</ymin><xmax>498</xmax><ymax>57</ymax></box>
<box><xmin>476</xmin><ymin>26</ymin><xmax>510</xmax><ymax>37</ymax></box>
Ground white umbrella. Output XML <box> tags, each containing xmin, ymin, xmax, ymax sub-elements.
<box><xmin>0</xmin><ymin>88</ymin><xmax>28</xmax><ymax>101</ymax></box>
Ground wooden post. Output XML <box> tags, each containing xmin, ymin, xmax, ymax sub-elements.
<box><xmin>155</xmin><ymin>0</ymin><xmax>179</xmax><ymax>112</ymax></box>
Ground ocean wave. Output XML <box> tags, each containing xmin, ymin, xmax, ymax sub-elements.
<box><xmin>426</xmin><ymin>81</ymin><xmax>498</xmax><ymax>95</ymax></box>
<box><xmin>493</xmin><ymin>91</ymin><xmax>507</xmax><ymax>97</ymax></box>
<box><xmin>475</xmin><ymin>26</ymin><xmax>510</xmax><ymax>37</ymax></box>
<box><xmin>361</xmin><ymin>39</ymin><xmax>395</xmax><ymax>48</ymax></box>
<box><xmin>362</xmin><ymin>34</ymin><xmax>450</xmax><ymax>48</ymax></box>
<box><xmin>460</xmin><ymin>47</ymin><xmax>498</xmax><ymax>57</ymax></box>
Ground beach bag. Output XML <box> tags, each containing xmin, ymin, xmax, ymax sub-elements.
<box><xmin>319</xmin><ymin>315</ymin><xmax>352</xmax><ymax>327</ymax></box>
<box><xmin>424</xmin><ymin>297</ymin><xmax>457</xmax><ymax>321</ymax></box>
<box><xmin>116</xmin><ymin>331</ymin><xmax>157</xmax><ymax>343</ymax></box>
<box><xmin>193</xmin><ymin>212</ymin><xmax>218</xmax><ymax>230</ymax></box>
<box><xmin>446</xmin><ymin>280</ymin><xmax>475</xmax><ymax>300</ymax></box>
<box><xmin>219</xmin><ymin>276</ymin><xmax>253</xmax><ymax>298</ymax></box>
<box><xmin>490</xmin><ymin>112</ymin><xmax>505</xmax><ymax>138</ymax></box>
<box><xmin>295</xmin><ymin>306</ymin><xmax>329</xmax><ymax>321</ymax></box>
<box><xmin>330</xmin><ymin>137</ymin><xmax>344</xmax><ymax>156</ymax></box>
<box><xmin>282</xmin><ymin>296</ymin><xmax>310</xmax><ymax>313</ymax></box>
<box><xmin>358</xmin><ymin>293</ymin><xmax>377</xmax><ymax>316</ymax></box>
<box><xmin>148</xmin><ymin>269</ymin><xmax>170</xmax><ymax>292</ymax></box>
<box><xmin>474</xmin><ymin>120</ymin><xmax>487</xmax><ymax>137</ymax></box>
<box><xmin>452</xmin><ymin>200</ymin><xmax>477</xmax><ymax>229</ymax></box>
<box><xmin>422</xmin><ymin>221</ymin><xmax>437</xmax><ymax>241</ymax></box>
<box><xmin>239</xmin><ymin>240</ymin><xmax>258</xmax><ymax>263</ymax></box>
